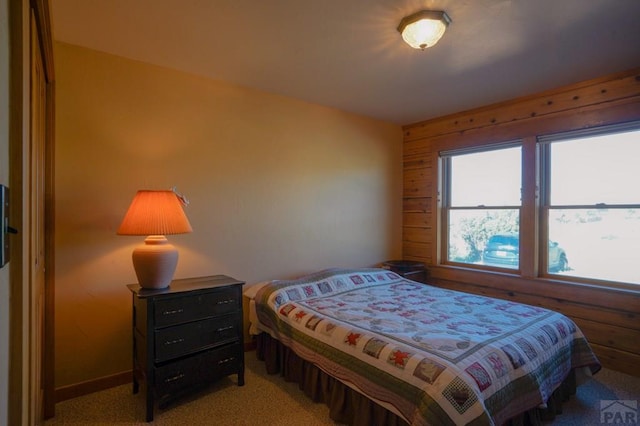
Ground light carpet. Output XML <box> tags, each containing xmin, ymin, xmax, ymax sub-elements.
<box><xmin>45</xmin><ymin>353</ymin><xmax>640</xmax><ymax>425</ymax></box>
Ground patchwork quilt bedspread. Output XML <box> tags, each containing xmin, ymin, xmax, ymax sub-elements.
<box><xmin>254</xmin><ymin>268</ymin><xmax>601</xmax><ymax>426</ymax></box>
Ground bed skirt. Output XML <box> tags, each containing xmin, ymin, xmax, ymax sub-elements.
<box><xmin>255</xmin><ymin>332</ymin><xmax>578</xmax><ymax>426</ymax></box>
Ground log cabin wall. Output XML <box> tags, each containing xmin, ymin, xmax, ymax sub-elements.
<box><xmin>401</xmin><ymin>68</ymin><xmax>640</xmax><ymax>376</ymax></box>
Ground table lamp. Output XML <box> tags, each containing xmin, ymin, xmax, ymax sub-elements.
<box><xmin>117</xmin><ymin>190</ymin><xmax>193</xmax><ymax>289</ymax></box>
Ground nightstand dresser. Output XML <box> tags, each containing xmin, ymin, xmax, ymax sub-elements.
<box><xmin>127</xmin><ymin>275</ymin><xmax>245</xmax><ymax>422</ymax></box>
<box><xmin>382</xmin><ymin>260</ymin><xmax>427</xmax><ymax>283</ymax></box>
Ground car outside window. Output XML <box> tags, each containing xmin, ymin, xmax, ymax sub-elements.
<box><xmin>482</xmin><ymin>233</ymin><xmax>568</xmax><ymax>272</ymax></box>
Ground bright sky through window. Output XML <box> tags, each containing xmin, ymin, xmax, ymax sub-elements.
<box><xmin>450</xmin><ymin>147</ymin><xmax>521</xmax><ymax>206</ymax></box>
<box><xmin>550</xmin><ymin>130</ymin><xmax>640</xmax><ymax>205</ymax></box>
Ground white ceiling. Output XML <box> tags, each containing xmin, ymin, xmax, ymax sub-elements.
<box><xmin>51</xmin><ymin>0</ymin><xmax>640</xmax><ymax>125</ymax></box>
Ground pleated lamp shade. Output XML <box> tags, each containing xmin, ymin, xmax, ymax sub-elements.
<box><xmin>118</xmin><ymin>190</ymin><xmax>193</xmax><ymax>289</ymax></box>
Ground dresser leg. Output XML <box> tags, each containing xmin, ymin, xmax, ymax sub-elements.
<box><xmin>238</xmin><ymin>371</ymin><xmax>245</xmax><ymax>386</ymax></box>
<box><xmin>145</xmin><ymin>391</ymin><xmax>154</xmax><ymax>422</ymax></box>
<box><xmin>133</xmin><ymin>367</ymin><xmax>139</xmax><ymax>394</ymax></box>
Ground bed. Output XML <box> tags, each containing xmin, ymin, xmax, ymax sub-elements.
<box><xmin>245</xmin><ymin>268</ymin><xmax>601</xmax><ymax>425</ymax></box>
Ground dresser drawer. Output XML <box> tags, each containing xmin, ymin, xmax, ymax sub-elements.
<box><xmin>154</xmin><ymin>342</ymin><xmax>243</xmax><ymax>399</ymax></box>
<box><xmin>154</xmin><ymin>313</ymin><xmax>240</xmax><ymax>363</ymax></box>
<box><xmin>128</xmin><ymin>276</ymin><xmax>245</xmax><ymax>422</ymax></box>
<box><xmin>154</xmin><ymin>287</ymin><xmax>240</xmax><ymax>328</ymax></box>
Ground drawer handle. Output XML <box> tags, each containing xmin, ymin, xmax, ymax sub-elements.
<box><xmin>216</xmin><ymin>325</ymin><xmax>234</xmax><ymax>332</ymax></box>
<box><xmin>164</xmin><ymin>338</ymin><xmax>185</xmax><ymax>346</ymax></box>
<box><xmin>162</xmin><ymin>308</ymin><xmax>184</xmax><ymax>316</ymax></box>
<box><xmin>164</xmin><ymin>373</ymin><xmax>185</xmax><ymax>383</ymax></box>
<box><xmin>217</xmin><ymin>299</ymin><xmax>234</xmax><ymax>305</ymax></box>
<box><xmin>218</xmin><ymin>357</ymin><xmax>235</xmax><ymax>365</ymax></box>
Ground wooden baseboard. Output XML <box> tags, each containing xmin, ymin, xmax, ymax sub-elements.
<box><xmin>55</xmin><ymin>371</ymin><xmax>131</xmax><ymax>402</ymax></box>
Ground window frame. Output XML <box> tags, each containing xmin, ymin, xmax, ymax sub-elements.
<box><xmin>440</xmin><ymin>141</ymin><xmax>524</xmax><ymax>271</ymax></box>
<box><xmin>537</xmin><ymin>120</ymin><xmax>640</xmax><ymax>285</ymax></box>
<box><xmin>436</xmin><ymin>120</ymin><xmax>640</xmax><ymax>288</ymax></box>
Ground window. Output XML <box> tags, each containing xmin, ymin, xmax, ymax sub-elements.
<box><xmin>442</xmin><ymin>144</ymin><xmax>522</xmax><ymax>268</ymax></box>
<box><xmin>540</xmin><ymin>122</ymin><xmax>640</xmax><ymax>285</ymax></box>
<box><xmin>439</xmin><ymin>122</ymin><xmax>639</xmax><ymax>287</ymax></box>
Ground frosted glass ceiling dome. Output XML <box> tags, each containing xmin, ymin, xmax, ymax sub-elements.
<box><xmin>398</xmin><ymin>10</ymin><xmax>451</xmax><ymax>50</ymax></box>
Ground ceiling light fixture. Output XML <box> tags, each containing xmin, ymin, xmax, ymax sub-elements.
<box><xmin>397</xmin><ymin>10</ymin><xmax>451</xmax><ymax>50</ymax></box>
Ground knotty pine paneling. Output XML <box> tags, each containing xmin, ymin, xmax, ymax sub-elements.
<box><xmin>403</xmin><ymin>241</ymin><xmax>431</xmax><ymax>264</ymax></box>
<box><xmin>403</xmin><ymin>139</ymin><xmax>432</xmax><ymax>170</ymax></box>
<box><xmin>403</xmin><ymin>168</ymin><xmax>431</xmax><ymax>198</ymax></box>
<box><xmin>401</xmin><ymin>67</ymin><xmax>640</xmax><ymax>376</ymax></box>
<box><xmin>403</xmin><ymin>197</ymin><xmax>431</xmax><ymax>213</ymax></box>
<box><xmin>403</xmin><ymin>212</ymin><xmax>432</xmax><ymax>229</ymax></box>
<box><xmin>403</xmin><ymin>70</ymin><xmax>640</xmax><ymax>141</ymax></box>
<box><xmin>573</xmin><ymin>318</ymin><xmax>639</xmax><ymax>355</ymax></box>
<box><xmin>402</xmin><ymin>226</ymin><xmax>431</xmax><ymax>244</ymax></box>
<box><xmin>588</xmin><ymin>344</ymin><xmax>640</xmax><ymax>378</ymax></box>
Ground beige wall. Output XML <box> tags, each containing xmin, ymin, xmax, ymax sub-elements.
<box><xmin>54</xmin><ymin>42</ymin><xmax>403</xmax><ymax>388</ymax></box>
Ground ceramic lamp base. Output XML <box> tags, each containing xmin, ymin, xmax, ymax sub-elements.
<box><xmin>132</xmin><ymin>235</ymin><xmax>178</xmax><ymax>289</ymax></box>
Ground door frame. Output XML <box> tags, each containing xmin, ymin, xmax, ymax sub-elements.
<box><xmin>8</xmin><ymin>0</ymin><xmax>55</xmax><ymax>423</ymax></box>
